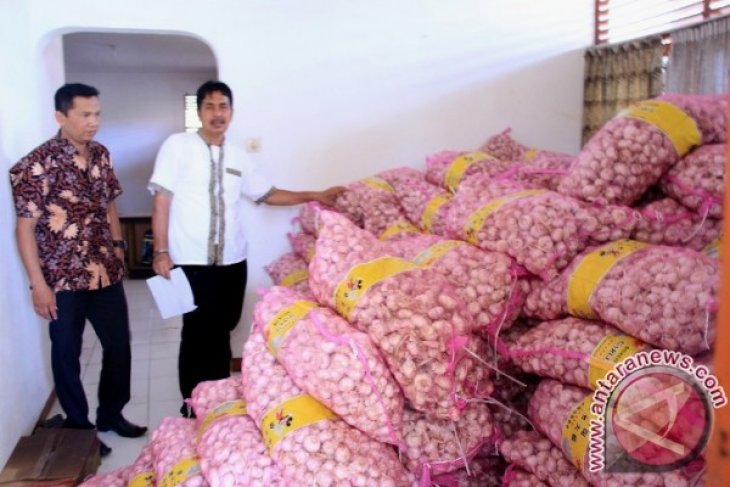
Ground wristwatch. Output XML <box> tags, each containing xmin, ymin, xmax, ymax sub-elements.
<box><xmin>112</xmin><ymin>239</ymin><xmax>128</xmax><ymax>251</ymax></box>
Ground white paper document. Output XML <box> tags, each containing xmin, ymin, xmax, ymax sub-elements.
<box><xmin>146</xmin><ymin>267</ymin><xmax>197</xmax><ymax>319</ymax></box>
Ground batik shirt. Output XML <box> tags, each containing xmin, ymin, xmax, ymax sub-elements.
<box><xmin>9</xmin><ymin>132</ymin><xmax>124</xmax><ymax>292</ymax></box>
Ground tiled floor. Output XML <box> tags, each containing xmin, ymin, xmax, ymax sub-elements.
<box><xmin>48</xmin><ymin>279</ymin><xmax>185</xmax><ymax>473</ymax></box>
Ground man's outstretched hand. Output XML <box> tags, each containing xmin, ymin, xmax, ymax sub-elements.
<box><xmin>315</xmin><ymin>186</ymin><xmax>347</xmax><ymax>207</ymax></box>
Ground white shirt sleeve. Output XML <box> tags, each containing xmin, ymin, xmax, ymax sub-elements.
<box><xmin>240</xmin><ymin>157</ymin><xmax>274</xmax><ymax>203</ymax></box>
<box><xmin>148</xmin><ymin>134</ymin><xmax>181</xmax><ymax>194</ymax></box>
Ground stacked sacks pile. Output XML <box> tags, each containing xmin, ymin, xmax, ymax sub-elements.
<box><xmin>190</xmin><ymin>377</ymin><xmax>283</xmax><ymax>486</ymax></box>
<box><xmin>253</xmin><ymin>285</ymin><xmax>405</xmax><ymax>445</ymax></box>
<box><xmin>308</xmin><ymin>210</ymin><xmax>491</xmax><ymax>419</ymax></box>
<box><xmin>81</xmin><ymin>93</ymin><xmax>722</xmax><ymax>486</ymax></box>
<box><xmin>241</xmin><ymin>332</ymin><xmax>413</xmax><ymax>486</ymax></box>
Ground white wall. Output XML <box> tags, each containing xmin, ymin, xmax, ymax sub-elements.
<box><xmin>0</xmin><ymin>0</ymin><xmax>592</xmax><ymax>466</ymax></box>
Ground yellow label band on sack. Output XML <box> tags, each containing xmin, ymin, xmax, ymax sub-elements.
<box><xmin>361</xmin><ymin>177</ymin><xmax>395</xmax><ymax>193</ymax></box>
<box><xmin>128</xmin><ymin>471</ymin><xmax>155</xmax><ymax>487</ymax></box>
<box><xmin>562</xmin><ymin>396</ymin><xmax>596</xmax><ymax>472</ymax></box>
<box><xmin>587</xmin><ymin>335</ymin><xmax>647</xmax><ymax>389</ymax></box>
<box><xmin>463</xmin><ymin>189</ymin><xmax>547</xmax><ymax>244</ymax></box>
<box><xmin>444</xmin><ymin>151</ymin><xmax>494</xmax><ymax>192</ymax></box>
<box><xmin>421</xmin><ymin>194</ymin><xmax>452</xmax><ymax>231</ymax></box>
<box><xmin>260</xmin><ymin>394</ymin><xmax>338</xmax><ymax>453</ymax></box>
<box><xmin>334</xmin><ymin>256</ymin><xmax>417</xmax><ymax>319</ymax></box>
<box><xmin>264</xmin><ymin>300</ymin><xmax>318</xmax><ymax>356</ymax></box>
<box><xmin>379</xmin><ymin>220</ymin><xmax>420</xmax><ymax>240</ymax></box>
<box><xmin>567</xmin><ymin>240</ymin><xmax>648</xmax><ymax>320</ymax></box>
<box><xmin>523</xmin><ymin>149</ymin><xmax>538</xmax><ymax>161</ymax></box>
<box><xmin>197</xmin><ymin>400</ymin><xmax>248</xmax><ymax>440</ymax></box>
<box><xmin>621</xmin><ymin>100</ymin><xmax>701</xmax><ymax>156</ymax></box>
<box><xmin>280</xmin><ymin>268</ymin><xmax>308</xmax><ymax>287</ymax></box>
<box><xmin>161</xmin><ymin>457</ymin><xmax>202</xmax><ymax>487</ymax></box>
<box><xmin>413</xmin><ymin>240</ymin><xmax>464</xmax><ymax>267</ymax></box>
<box><xmin>704</xmin><ymin>235</ymin><xmax>722</xmax><ymax>259</ymax></box>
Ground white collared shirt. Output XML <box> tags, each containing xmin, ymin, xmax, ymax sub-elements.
<box><xmin>148</xmin><ymin>132</ymin><xmax>273</xmax><ymax>265</ymax></box>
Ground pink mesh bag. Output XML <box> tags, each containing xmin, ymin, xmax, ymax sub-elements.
<box><xmin>263</xmin><ymin>252</ymin><xmax>313</xmax><ymax>298</ymax></box>
<box><xmin>384</xmin><ymin>235</ymin><xmax>526</xmax><ymax>341</ymax></box>
<box><xmin>150</xmin><ymin>417</ymin><xmax>207</xmax><ymax>487</ymax></box>
<box><xmin>297</xmin><ymin>202</ymin><xmax>328</xmax><ymax>235</ymax></box>
<box><xmin>499</xmin><ymin>429</ymin><xmax>588</xmax><ymax>487</ymax></box>
<box><xmin>502</xmin><ymin>466</ymin><xmax>549</xmax><ymax>486</ymax></box>
<box><xmin>429</xmin><ymin>455</ymin><xmax>505</xmax><ymax>487</ymax></box>
<box><xmin>632</xmin><ymin>197</ymin><xmax>721</xmax><ymax>251</ymax></box>
<box><xmin>240</xmin><ymin>331</ymin><xmax>413</xmax><ymax>487</ymax></box>
<box><xmin>661</xmin><ymin>144</ymin><xmax>725</xmax><ymax>219</ymax></box>
<box><xmin>446</xmin><ymin>178</ymin><xmax>633</xmax><ymax>280</ymax></box>
<box><xmin>524</xmin><ymin>240</ymin><xmax>719</xmax><ymax>355</ymax></box>
<box><xmin>401</xmin><ymin>403</ymin><xmax>495</xmax><ymax>482</ymax></box>
<box><xmin>424</xmin><ymin>149</ymin><xmax>512</xmax><ymax>193</ymax></box>
<box><xmin>308</xmin><ymin>210</ymin><xmax>491</xmax><ymax>419</ymax></box>
<box><xmin>287</xmin><ymin>231</ymin><xmax>317</xmax><ymax>263</ymax></box>
<box><xmin>78</xmin><ymin>468</ymin><xmax>132</xmax><ymax>487</ymax></box>
<box><xmin>479</xmin><ymin>128</ymin><xmax>529</xmax><ymax>162</ymax></box>
<box><xmin>388</xmin><ymin>176</ymin><xmax>454</xmax><ymax>237</ymax></box>
<box><xmin>190</xmin><ymin>378</ymin><xmax>283</xmax><ymax>486</ymax></box>
<box><xmin>506</xmin><ymin>317</ymin><xmax>650</xmax><ymax>390</ymax></box>
<box><xmin>253</xmin><ymin>285</ymin><xmax>405</xmax><ymax>445</ymax></box>
<box><xmin>333</xmin><ymin>175</ymin><xmax>400</xmax><ymax>228</ymax></box>
<box><xmin>558</xmin><ymin>94</ymin><xmax>725</xmax><ymax>205</ymax></box>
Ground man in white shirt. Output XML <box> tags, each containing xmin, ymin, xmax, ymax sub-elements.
<box><xmin>149</xmin><ymin>81</ymin><xmax>342</xmax><ymax>416</ymax></box>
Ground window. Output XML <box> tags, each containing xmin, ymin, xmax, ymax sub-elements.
<box><xmin>184</xmin><ymin>95</ymin><xmax>201</xmax><ymax>132</ymax></box>
<box><xmin>596</xmin><ymin>0</ymin><xmax>730</xmax><ymax>44</ymax></box>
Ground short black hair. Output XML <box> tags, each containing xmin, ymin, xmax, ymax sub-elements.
<box><xmin>196</xmin><ymin>80</ymin><xmax>233</xmax><ymax>110</ymax></box>
<box><xmin>54</xmin><ymin>83</ymin><xmax>99</xmax><ymax>115</ymax></box>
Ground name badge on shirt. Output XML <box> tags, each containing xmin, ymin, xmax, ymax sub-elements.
<box><xmin>225</xmin><ymin>167</ymin><xmax>242</xmax><ymax>177</ymax></box>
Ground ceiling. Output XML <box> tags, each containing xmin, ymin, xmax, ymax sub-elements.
<box><xmin>63</xmin><ymin>32</ymin><xmax>217</xmax><ymax>74</ymax></box>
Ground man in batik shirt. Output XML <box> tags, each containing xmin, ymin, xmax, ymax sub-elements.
<box><xmin>9</xmin><ymin>84</ymin><xmax>146</xmax><ymax>453</ymax></box>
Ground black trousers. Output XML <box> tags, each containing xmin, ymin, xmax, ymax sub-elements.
<box><xmin>179</xmin><ymin>260</ymin><xmax>247</xmax><ymax>400</ymax></box>
<box><xmin>49</xmin><ymin>281</ymin><xmax>131</xmax><ymax>428</ymax></box>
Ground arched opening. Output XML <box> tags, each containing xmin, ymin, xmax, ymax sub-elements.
<box><xmin>62</xmin><ymin>31</ymin><xmax>218</xmax><ymax>277</ymax></box>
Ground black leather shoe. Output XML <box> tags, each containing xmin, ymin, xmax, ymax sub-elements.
<box><xmin>99</xmin><ymin>440</ymin><xmax>112</xmax><ymax>457</ymax></box>
<box><xmin>97</xmin><ymin>417</ymin><xmax>148</xmax><ymax>438</ymax></box>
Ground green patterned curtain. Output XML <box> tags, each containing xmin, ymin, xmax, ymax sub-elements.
<box><xmin>582</xmin><ymin>36</ymin><xmax>665</xmax><ymax>144</ymax></box>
